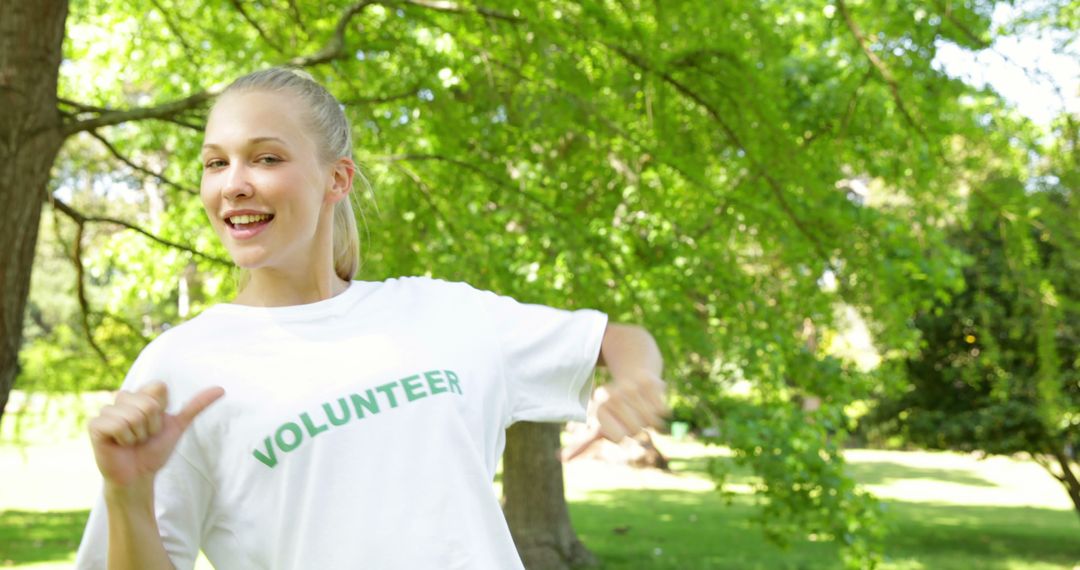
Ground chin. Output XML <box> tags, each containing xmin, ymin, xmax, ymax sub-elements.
<box><xmin>228</xmin><ymin>252</ymin><xmax>270</xmax><ymax>270</ymax></box>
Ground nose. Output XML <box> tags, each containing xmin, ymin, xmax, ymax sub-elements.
<box><xmin>222</xmin><ymin>163</ymin><xmax>254</xmax><ymax>201</ymax></box>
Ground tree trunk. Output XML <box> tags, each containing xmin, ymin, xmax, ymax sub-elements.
<box><xmin>1051</xmin><ymin>448</ymin><xmax>1080</xmax><ymax>523</ymax></box>
<box><xmin>0</xmin><ymin>0</ymin><xmax>69</xmax><ymax>426</ymax></box>
<box><xmin>502</xmin><ymin>422</ymin><xmax>598</xmax><ymax>570</ymax></box>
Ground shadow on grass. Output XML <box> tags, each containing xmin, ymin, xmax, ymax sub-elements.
<box><xmin>846</xmin><ymin>461</ymin><xmax>997</xmax><ymax>488</ymax></box>
<box><xmin>569</xmin><ymin>488</ymin><xmax>1080</xmax><ymax>570</ymax></box>
<box><xmin>880</xmin><ymin>501</ymin><xmax>1080</xmax><ymax>563</ymax></box>
<box><xmin>0</xmin><ymin>509</ymin><xmax>88</xmax><ymax>565</ymax></box>
<box><xmin>666</xmin><ymin>453</ymin><xmax>751</xmax><ymax>486</ymax></box>
<box><xmin>667</xmin><ymin>454</ymin><xmax>999</xmax><ymax>489</ymax></box>
<box><xmin>570</xmin><ymin>489</ymin><xmax>837</xmax><ymax>570</ymax></box>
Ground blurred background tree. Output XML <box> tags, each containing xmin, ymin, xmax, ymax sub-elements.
<box><xmin>864</xmin><ymin>113</ymin><xmax>1079</xmax><ymax>519</ymax></box>
<box><xmin>2</xmin><ymin>0</ymin><xmax>1076</xmax><ymax>568</ymax></box>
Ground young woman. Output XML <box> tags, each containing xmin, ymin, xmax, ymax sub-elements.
<box><xmin>75</xmin><ymin>67</ymin><xmax>668</xmax><ymax>570</ymax></box>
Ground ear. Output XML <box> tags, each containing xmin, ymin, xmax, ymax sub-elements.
<box><xmin>325</xmin><ymin>157</ymin><xmax>356</xmax><ymax>205</ymax></box>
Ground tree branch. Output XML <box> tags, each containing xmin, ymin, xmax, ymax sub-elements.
<box><xmin>61</xmin><ymin>90</ymin><xmax>219</xmax><ymax>137</ymax></box>
<box><xmin>836</xmin><ymin>0</ymin><xmax>928</xmax><ymax>144</ymax></box>
<box><xmin>837</xmin><ymin>68</ymin><xmax>875</xmax><ymax>142</ymax></box>
<box><xmin>1031</xmin><ymin>452</ymin><xmax>1067</xmax><ymax>483</ymax></box>
<box><xmin>1050</xmin><ymin>446</ymin><xmax>1080</xmax><ymax>505</ymax></box>
<box><xmin>25</xmin><ymin>301</ymin><xmax>53</xmax><ymax>336</ymax></box>
<box><xmin>161</xmin><ymin>115</ymin><xmax>205</xmax><ymax>132</ymax></box>
<box><xmin>57</xmin><ymin>98</ymin><xmax>114</xmax><ymax>115</ymax></box>
<box><xmin>481</xmin><ymin>51</ymin><xmax>762</xmax><ymax>256</ymax></box>
<box><xmin>288</xmin><ymin>0</ymin><xmax>381</xmax><ymax>66</ymax></box>
<box><xmin>59</xmin><ymin>98</ymin><xmax>203</xmax><ymax>132</ymax></box>
<box><xmin>229</xmin><ymin>0</ymin><xmax>286</xmax><ymax>53</ymax></box>
<box><xmin>392</xmin><ymin>0</ymin><xmax>523</xmax><ymax>23</ymax></box>
<box><xmin>391</xmin><ymin>163</ymin><xmax>458</xmax><ymax>235</ymax></box>
<box><xmin>64</xmin><ymin>1</ymin><xmax>386</xmax><ymax>136</ymax></box>
<box><xmin>286</xmin><ymin>0</ymin><xmax>311</xmax><ymax>36</ymax></box>
<box><xmin>475</xmin><ymin>52</ymin><xmax>759</xmax><ymax>260</ymax></box>
<box><xmin>54</xmin><ymin>205</ymin><xmax>151</xmax><ymax>370</ymax></box>
<box><xmin>339</xmin><ymin>85</ymin><xmax>422</xmax><ymax>106</ymax></box>
<box><xmin>929</xmin><ymin>0</ymin><xmax>991</xmax><ymax>49</ymax></box>
<box><xmin>96</xmin><ymin>310</ymin><xmax>152</xmax><ymax>344</ymax></box>
<box><xmin>374</xmin><ymin>151</ymin><xmax>647</xmax><ymax>298</ymax></box>
<box><xmin>606</xmin><ymin>43</ymin><xmax>833</xmax><ymax>265</ymax></box>
<box><xmin>372</xmin><ymin>152</ymin><xmax>567</xmax><ymax>222</ymax></box>
<box><xmin>48</xmin><ymin>197</ymin><xmax>231</xmax><ymax>267</ymax></box>
<box><xmin>666</xmin><ymin>48</ymin><xmax>744</xmax><ymax>70</ymax></box>
<box><xmin>87</xmin><ymin>130</ymin><xmax>198</xmax><ymax>196</ymax></box>
<box><xmin>59</xmin><ymin>0</ymin><xmax>517</xmax><ymax>138</ymax></box>
<box><xmin>148</xmin><ymin>0</ymin><xmax>196</xmax><ymax>54</ymax></box>
<box><xmin>71</xmin><ymin>218</ymin><xmax>111</xmax><ymax>366</ymax></box>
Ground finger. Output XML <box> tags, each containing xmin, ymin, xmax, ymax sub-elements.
<box><xmin>635</xmin><ymin>407</ymin><xmax>666</xmax><ymax>431</ymax></box>
<box><xmin>108</xmin><ymin>402</ymin><xmax>151</xmax><ymax>442</ymax></box>
<box><xmin>606</xmin><ymin>378</ymin><xmax>666</xmax><ymax>430</ymax></box>
<box><xmin>621</xmin><ymin>387</ymin><xmax>665</xmax><ymax>430</ymax></box>
<box><xmin>626</xmin><ymin>392</ymin><xmax>665</xmax><ymax>427</ymax></box>
<box><xmin>114</xmin><ymin>392</ymin><xmax>155</xmax><ymax>440</ymax></box>
<box><xmin>604</xmin><ymin>392</ymin><xmax>651</xmax><ymax>436</ymax></box>
<box><xmin>639</xmin><ymin>388</ymin><xmax>669</xmax><ymax>427</ymax></box>
<box><xmin>617</xmin><ymin>404</ymin><xmax>650</xmax><ymax>436</ymax></box>
<box><xmin>114</xmin><ymin>383</ymin><xmax>168</xmax><ymax>438</ymax></box>
<box><xmin>128</xmin><ymin>392</ymin><xmax>165</xmax><ymax>437</ymax></box>
<box><xmin>624</xmin><ymin>376</ymin><xmax>668</xmax><ymax>418</ymax></box>
<box><xmin>642</xmin><ymin>379</ymin><xmax>671</xmax><ymax>417</ymax></box>
<box><xmin>140</xmin><ymin>382</ymin><xmax>169</xmax><ymax>435</ymax></box>
<box><xmin>140</xmin><ymin>381</ymin><xmax>170</xmax><ymax>410</ymax></box>
<box><xmin>89</xmin><ymin>413</ymin><xmax>138</xmax><ymax>447</ymax></box>
<box><xmin>174</xmin><ymin>387</ymin><xmax>226</xmax><ymax>429</ymax></box>
<box><xmin>559</xmin><ymin>429</ymin><xmax>603</xmax><ymax>463</ymax></box>
<box><xmin>596</xmin><ymin>405</ymin><xmax>630</xmax><ymax>442</ymax></box>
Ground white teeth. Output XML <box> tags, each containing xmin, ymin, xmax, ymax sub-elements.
<box><xmin>228</xmin><ymin>214</ymin><xmax>271</xmax><ymax>225</ymax></box>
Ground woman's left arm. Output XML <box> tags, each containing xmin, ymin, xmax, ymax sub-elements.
<box><xmin>562</xmin><ymin>323</ymin><xmax>671</xmax><ymax>460</ymax></box>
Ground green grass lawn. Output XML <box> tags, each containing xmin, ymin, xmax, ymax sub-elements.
<box><xmin>0</xmin><ymin>510</ymin><xmax>87</xmax><ymax>568</ymax></box>
<box><xmin>560</xmin><ymin>444</ymin><xmax>1080</xmax><ymax>570</ymax></box>
<box><xmin>569</xmin><ymin>489</ymin><xmax>1080</xmax><ymax>569</ymax></box>
<box><xmin>2</xmin><ymin>394</ymin><xmax>1078</xmax><ymax>568</ymax></box>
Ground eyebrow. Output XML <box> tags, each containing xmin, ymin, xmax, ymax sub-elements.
<box><xmin>201</xmin><ymin>136</ymin><xmax>287</xmax><ymax>151</ymax></box>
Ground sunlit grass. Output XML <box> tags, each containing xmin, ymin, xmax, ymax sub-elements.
<box><xmin>0</xmin><ymin>510</ymin><xmax>85</xmax><ymax>568</ymax></box>
<box><xmin>561</xmin><ymin>436</ymin><xmax>1079</xmax><ymax>569</ymax></box>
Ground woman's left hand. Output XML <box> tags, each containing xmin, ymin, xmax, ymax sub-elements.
<box><xmin>561</xmin><ymin>370</ymin><xmax>669</xmax><ymax>461</ymax></box>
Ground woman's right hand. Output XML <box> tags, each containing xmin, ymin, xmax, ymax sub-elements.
<box><xmin>88</xmin><ymin>382</ymin><xmax>225</xmax><ymax>487</ymax></box>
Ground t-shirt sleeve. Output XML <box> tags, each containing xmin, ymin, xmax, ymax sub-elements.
<box><xmin>74</xmin><ymin>342</ymin><xmax>212</xmax><ymax>570</ymax></box>
<box><xmin>471</xmin><ymin>285</ymin><xmax>608</xmax><ymax>426</ymax></box>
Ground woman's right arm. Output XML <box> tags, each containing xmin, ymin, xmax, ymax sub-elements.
<box><xmin>102</xmin><ymin>480</ymin><xmax>173</xmax><ymax>570</ymax></box>
<box><xmin>88</xmin><ymin>382</ymin><xmax>224</xmax><ymax>570</ymax></box>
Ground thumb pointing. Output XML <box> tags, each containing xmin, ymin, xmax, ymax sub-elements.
<box><xmin>175</xmin><ymin>387</ymin><xmax>226</xmax><ymax>430</ymax></box>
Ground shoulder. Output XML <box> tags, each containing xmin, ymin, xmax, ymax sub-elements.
<box><xmin>379</xmin><ymin>275</ymin><xmax>483</xmax><ymax>292</ymax></box>
<box><xmin>143</xmin><ymin>309</ymin><xmax>232</xmax><ymax>353</ymax></box>
<box><xmin>376</xmin><ymin>275</ymin><xmax>500</xmax><ymax>303</ymax></box>
<box><xmin>120</xmin><ymin>309</ymin><xmax>233</xmax><ymax>392</ymax></box>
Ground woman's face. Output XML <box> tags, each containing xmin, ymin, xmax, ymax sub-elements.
<box><xmin>200</xmin><ymin>90</ymin><xmax>337</xmax><ymax>274</ymax></box>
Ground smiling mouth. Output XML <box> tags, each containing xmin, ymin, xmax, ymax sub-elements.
<box><xmin>226</xmin><ymin>214</ymin><xmax>275</xmax><ymax>230</ymax></box>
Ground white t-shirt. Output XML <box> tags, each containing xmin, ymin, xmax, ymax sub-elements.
<box><xmin>75</xmin><ymin>277</ymin><xmax>607</xmax><ymax>570</ymax></box>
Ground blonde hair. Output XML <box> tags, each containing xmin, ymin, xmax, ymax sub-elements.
<box><xmin>217</xmin><ymin>67</ymin><xmax>364</xmax><ymax>282</ymax></box>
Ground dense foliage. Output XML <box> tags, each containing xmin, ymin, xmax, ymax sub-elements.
<box><xmin>866</xmin><ymin>114</ymin><xmax>1080</xmax><ymax>516</ymax></box>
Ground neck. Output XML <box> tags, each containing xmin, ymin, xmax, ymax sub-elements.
<box><xmin>236</xmin><ymin>270</ymin><xmax>349</xmax><ymax>307</ymax></box>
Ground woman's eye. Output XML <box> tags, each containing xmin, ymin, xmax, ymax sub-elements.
<box><xmin>257</xmin><ymin>156</ymin><xmax>282</xmax><ymax>165</ymax></box>
<box><xmin>204</xmin><ymin>159</ymin><xmax>225</xmax><ymax>169</ymax></box>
